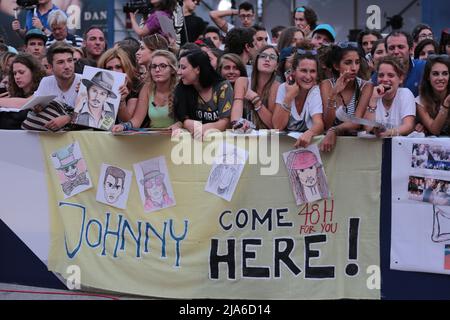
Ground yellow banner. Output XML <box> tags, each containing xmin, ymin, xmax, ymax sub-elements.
<box><xmin>40</xmin><ymin>132</ymin><xmax>382</xmax><ymax>299</ymax></box>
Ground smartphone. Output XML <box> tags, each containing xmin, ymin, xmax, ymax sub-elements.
<box><xmin>0</xmin><ymin>86</ymin><xmax>7</xmax><ymax>95</ymax></box>
<box><xmin>365</xmin><ymin>52</ymin><xmax>372</xmax><ymax>62</ymax></box>
<box><xmin>285</xmin><ymin>69</ymin><xmax>295</xmax><ymax>85</ymax></box>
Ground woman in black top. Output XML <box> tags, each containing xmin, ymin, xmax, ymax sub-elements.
<box><xmin>174</xmin><ymin>50</ymin><xmax>233</xmax><ymax>140</ymax></box>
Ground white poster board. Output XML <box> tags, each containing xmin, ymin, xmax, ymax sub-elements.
<box><xmin>391</xmin><ymin>137</ymin><xmax>450</xmax><ymax>275</ymax></box>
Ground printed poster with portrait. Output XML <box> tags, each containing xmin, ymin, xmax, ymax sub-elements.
<box><xmin>391</xmin><ymin>138</ymin><xmax>450</xmax><ymax>275</ymax></box>
<box><xmin>95</xmin><ymin>164</ymin><xmax>133</xmax><ymax>209</ymax></box>
<box><xmin>50</xmin><ymin>141</ymin><xmax>93</xmax><ymax>199</ymax></box>
<box><xmin>205</xmin><ymin>143</ymin><xmax>248</xmax><ymax>202</ymax></box>
<box><xmin>73</xmin><ymin>66</ymin><xmax>125</xmax><ymax>131</ymax></box>
<box><xmin>133</xmin><ymin>156</ymin><xmax>176</xmax><ymax>213</ymax></box>
<box><xmin>283</xmin><ymin>144</ymin><xmax>330</xmax><ymax>205</ymax></box>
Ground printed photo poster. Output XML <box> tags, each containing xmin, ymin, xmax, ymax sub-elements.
<box><xmin>283</xmin><ymin>144</ymin><xmax>330</xmax><ymax>205</ymax></box>
<box><xmin>96</xmin><ymin>164</ymin><xmax>133</xmax><ymax>209</ymax></box>
<box><xmin>73</xmin><ymin>66</ymin><xmax>126</xmax><ymax>131</ymax></box>
<box><xmin>133</xmin><ymin>156</ymin><xmax>176</xmax><ymax>213</ymax></box>
<box><xmin>50</xmin><ymin>142</ymin><xmax>92</xmax><ymax>199</ymax></box>
<box><xmin>205</xmin><ymin>143</ymin><xmax>248</xmax><ymax>202</ymax></box>
<box><xmin>391</xmin><ymin>137</ymin><xmax>450</xmax><ymax>275</ymax></box>
<box><xmin>408</xmin><ymin>143</ymin><xmax>450</xmax><ymax>206</ymax></box>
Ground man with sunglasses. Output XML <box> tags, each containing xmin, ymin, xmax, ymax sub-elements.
<box><xmin>209</xmin><ymin>1</ymin><xmax>255</xmax><ymax>35</ymax></box>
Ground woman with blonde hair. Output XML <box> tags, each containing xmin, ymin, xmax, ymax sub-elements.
<box><xmin>98</xmin><ymin>47</ymin><xmax>141</xmax><ymax>120</ymax></box>
<box><xmin>112</xmin><ymin>50</ymin><xmax>181</xmax><ymax>131</ymax></box>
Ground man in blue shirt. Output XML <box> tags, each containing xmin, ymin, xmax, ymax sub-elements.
<box><xmin>12</xmin><ymin>0</ymin><xmax>59</xmax><ymax>39</ymax></box>
<box><xmin>371</xmin><ymin>31</ymin><xmax>425</xmax><ymax>97</ymax></box>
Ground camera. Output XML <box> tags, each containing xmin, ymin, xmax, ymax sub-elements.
<box><xmin>123</xmin><ymin>0</ymin><xmax>153</xmax><ymax>16</ymax></box>
<box><xmin>16</xmin><ymin>0</ymin><xmax>39</xmax><ymax>9</ymax></box>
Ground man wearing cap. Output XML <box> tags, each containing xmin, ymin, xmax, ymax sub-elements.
<box><xmin>74</xmin><ymin>70</ymin><xmax>116</xmax><ymax>130</ymax></box>
<box><xmin>24</xmin><ymin>28</ymin><xmax>47</xmax><ymax>59</ymax></box>
<box><xmin>311</xmin><ymin>24</ymin><xmax>336</xmax><ymax>49</ymax></box>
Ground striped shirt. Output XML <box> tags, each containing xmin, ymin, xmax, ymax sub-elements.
<box><xmin>46</xmin><ymin>33</ymin><xmax>83</xmax><ymax>48</ymax></box>
<box><xmin>329</xmin><ymin>77</ymin><xmax>366</xmax><ymax>126</ymax></box>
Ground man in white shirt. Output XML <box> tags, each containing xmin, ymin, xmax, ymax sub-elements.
<box><xmin>34</xmin><ymin>41</ymin><xmax>81</xmax><ymax>106</ymax></box>
<box><xmin>28</xmin><ymin>42</ymin><xmax>82</xmax><ymax>131</ymax></box>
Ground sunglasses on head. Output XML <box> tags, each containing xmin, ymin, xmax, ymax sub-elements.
<box><xmin>297</xmin><ymin>49</ymin><xmax>318</xmax><ymax>56</ymax></box>
<box><xmin>428</xmin><ymin>54</ymin><xmax>450</xmax><ymax>60</ymax></box>
<box><xmin>337</xmin><ymin>41</ymin><xmax>358</xmax><ymax>49</ymax></box>
<box><xmin>295</xmin><ymin>7</ymin><xmax>305</xmax><ymax>13</ymax></box>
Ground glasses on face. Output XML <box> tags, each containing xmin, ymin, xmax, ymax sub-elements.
<box><xmin>259</xmin><ymin>52</ymin><xmax>278</xmax><ymax>61</ymax></box>
<box><xmin>144</xmin><ymin>176</ymin><xmax>163</xmax><ymax>189</ymax></box>
<box><xmin>418</xmin><ymin>33</ymin><xmax>433</xmax><ymax>40</ymax></box>
<box><xmin>297</xmin><ymin>49</ymin><xmax>318</xmax><ymax>56</ymax></box>
<box><xmin>150</xmin><ymin>63</ymin><xmax>169</xmax><ymax>71</ymax></box>
<box><xmin>337</xmin><ymin>41</ymin><xmax>358</xmax><ymax>49</ymax></box>
<box><xmin>63</xmin><ymin>165</ymin><xmax>76</xmax><ymax>173</ymax></box>
<box><xmin>239</xmin><ymin>14</ymin><xmax>254</xmax><ymax>20</ymax></box>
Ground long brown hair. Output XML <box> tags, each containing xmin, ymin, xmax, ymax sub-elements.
<box><xmin>251</xmin><ymin>45</ymin><xmax>279</xmax><ymax>129</ymax></box>
<box><xmin>8</xmin><ymin>53</ymin><xmax>44</xmax><ymax>98</ymax></box>
<box><xmin>419</xmin><ymin>56</ymin><xmax>450</xmax><ymax>119</ymax></box>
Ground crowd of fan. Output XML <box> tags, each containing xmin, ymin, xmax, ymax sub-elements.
<box><xmin>0</xmin><ymin>0</ymin><xmax>449</xmax><ymax>152</ymax></box>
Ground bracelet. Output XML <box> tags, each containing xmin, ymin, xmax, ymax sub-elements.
<box><xmin>122</xmin><ymin>121</ymin><xmax>133</xmax><ymax>131</ymax></box>
<box><xmin>251</xmin><ymin>96</ymin><xmax>261</xmax><ymax>105</ymax></box>
<box><xmin>254</xmin><ymin>103</ymin><xmax>263</xmax><ymax>112</ymax></box>
<box><xmin>280</xmin><ymin>102</ymin><xmax>292</xmax><ymax>112</ymax></box>
<box><xmin>439</xmin><ymin>105</ymin><xmax>449</xmax><ymax>114</ymax></box>
<box><xmin>367</xmin><ymin>105</ymin><xmax>376</xmax><ymax>113</ymax></box>
<box><xmin>327</xmin><ymin>97</ymin><xmax>337</xmax><ymax>109</ymax></box>
<box><xmin>328</xmin><ymin>126</ymin><xmax>338</xmax><ymax>135</ymax></box>
<box><xmin>234</xmin><ymin>97</ymin><xmax>244</xmax><ymax>101</ymax></box>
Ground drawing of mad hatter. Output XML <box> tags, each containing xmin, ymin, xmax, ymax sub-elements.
<box><xmin>140</xmin><ymin>160</ymin><xmax>174</xmax><ymax>211</ymax></box>
<box><xmin>52</xmin><ymin>144</ymin><xmax>90</xmax><ymax>196</ymax></box>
